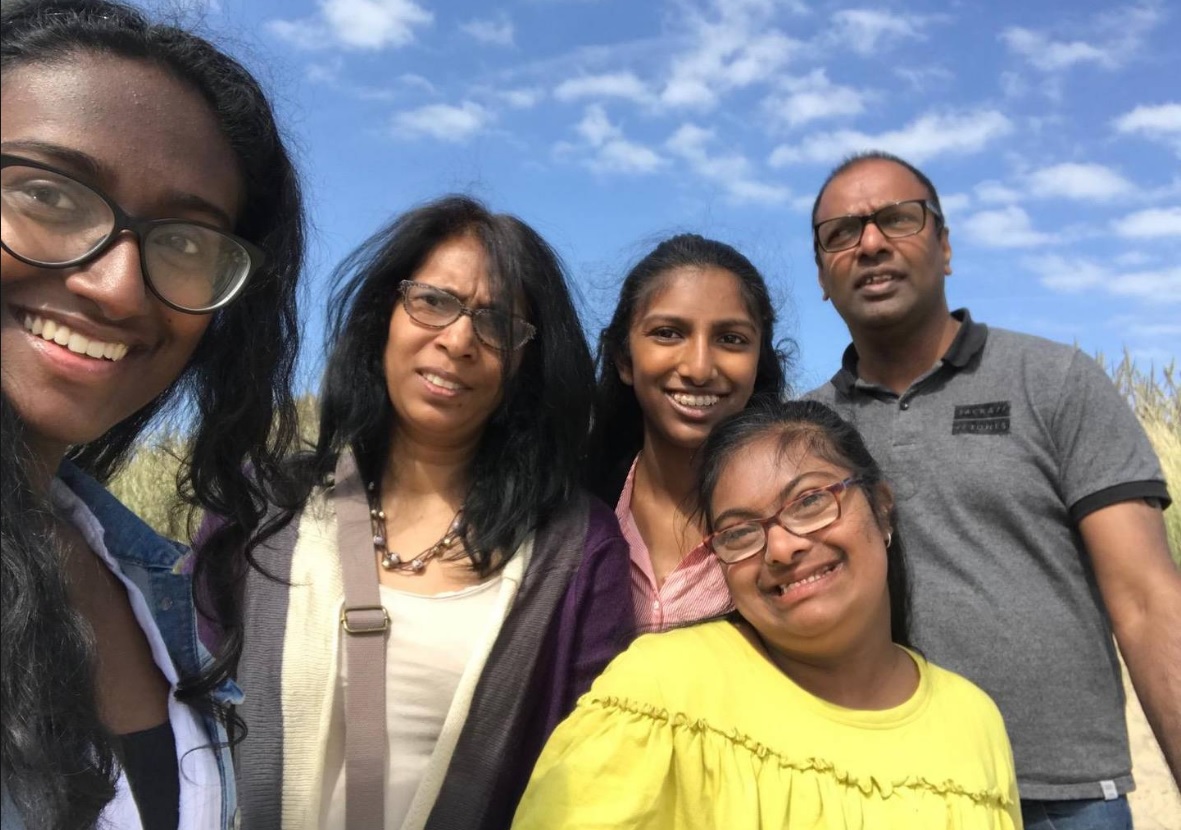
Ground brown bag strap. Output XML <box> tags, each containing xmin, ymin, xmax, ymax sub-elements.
<box><xmin>334</xmin><ymin>452</ymin><xmax>387</xmax><ymax>829</ymax></box>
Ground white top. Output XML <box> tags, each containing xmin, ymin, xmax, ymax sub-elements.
<box><xmin>321</xmin><ymin>574</ymin><xmax>505</xmax><ymax>830</ymax></box>
<box><xmin>51</xmin><ymin>480</ymin><xmax>222</xmax><ymax>830</ymax></box>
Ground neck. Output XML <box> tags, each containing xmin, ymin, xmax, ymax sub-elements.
<box><xmin>851</xmin><ymin>310</ymin><xmax>960</xmax><ymax>395</ymax></box>
<box><xmin>383</xmin><ymin>429</ymin><xmax>477</xmax><ymax>503</ymax></box>
<box><xmin>27</xmin><ymin>434</ymin><xmax>67</xmax><ymax>499</ymax></box>
<box><xmin>755</xmin><ymin>623</ymin><xmax>913</xmax><ymax>710</ymax></box>
<box><xmin>635</xmin><ymin>430</ymin><xmax>699</xmax><ymax>511</ymax></box>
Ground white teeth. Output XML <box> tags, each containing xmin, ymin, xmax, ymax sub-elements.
<box><xmin>670</xmin><ymin>392</ymin><xmax>720</xmax><ymax>408</ymax></box>
<box><xmin>21</xmin><ymin>313</ymin><xmax>130</xmax><ymax>361</ymax></box>
<box><xmin>777</xmin><ymin>563</ymin><xmax>839</xmax><ymax>594</ymax></box>
<box><xmin>423</xmin><ymin>372</ymin><xmax>462</xmax><ymax>391</ymax></box>
<box><xmin>862</xmin><ymin>273</ymin><xmax>895</xmax><ymax>286</ymax></box>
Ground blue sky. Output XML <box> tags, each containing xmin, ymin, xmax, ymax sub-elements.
<box><xmin>154</xmin><ymin>0</ymin><xmax>1178</xmax><ymax>391</ymax></box>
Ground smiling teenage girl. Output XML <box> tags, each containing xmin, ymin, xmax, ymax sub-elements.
<box><xmin>588</xmin><ymin>234</ymin><xmax>790</xmax><ymax>632</ymax></box>
<box><xmin>515</xmin><ymin>400</ymin><xmax>1021</xmax><ymax>830</ymax></box>
<box><xmin>227</xmin><ymin>196</ymin><xmax>631</xmax><ymax>830</ymax></box>
<box><xmin>0</xmin><ymin>1</ymin><xmax>304</xmax><ymax>828</ymax></box>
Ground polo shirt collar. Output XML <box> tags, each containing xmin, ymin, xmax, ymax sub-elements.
<box><xmin>831</xmin><ymin>308</ymin><xmax>988</xmax><ymax>395</ymax></box>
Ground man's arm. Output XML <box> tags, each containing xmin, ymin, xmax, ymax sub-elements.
<box><xmin>1083</xmin><ymin>499</ymin><xmax>1181</xmax><ymax>787</ymax></box>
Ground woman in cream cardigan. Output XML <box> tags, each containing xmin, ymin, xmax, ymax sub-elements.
<box><xmin>225</xmin><ymin>196</ymin><xmax>632</xmax><ymax>830</ymax></box>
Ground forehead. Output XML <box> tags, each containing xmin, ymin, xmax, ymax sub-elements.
<box><xmin>413</xmin><ymin>233</ymin><xmax>496</xmax><ymax>301</ymax></box>
<box><xmin>0</xmin><ymin>53</ymin><xmax>242</xmax><ymax>221</ymax></box>
<box><xmin>817</xmin><ymin>159</ymin><xmax>931</xmax><ymax>220</ymax></box>
<box><xmin>711</xmin><ymin>433</ymin><xmax>847</xmax><ymax>510</ymax></box>
<box><xmin>637</xmin><ymin>266</ymin><xmax>758</xmax><ymax>326</ymax></box>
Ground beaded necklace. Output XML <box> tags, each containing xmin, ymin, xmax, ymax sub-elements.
<box><xmin>365</xmin><ymin>481</ymin><xmax>464</xmax><ymax>573</ymax></box>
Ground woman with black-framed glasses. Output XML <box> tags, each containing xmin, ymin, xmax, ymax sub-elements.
<box><xmin>210</xmin><ymin>195</ymin><xmax>632</xmax><ymax>830</ymax></box>
<box><xmin>514</xmin><ymin>400</ymin><xmax>1021</xmax><ymax>830</ymax></box>
<box><xmin>0</xmin><ymin>1</ymin><xmax>305</xmax><ymax>829</ymax></box>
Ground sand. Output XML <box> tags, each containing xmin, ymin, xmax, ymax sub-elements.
<box><xmin>1125</xmin><ymin>664</ymin><xmax>1180</xmax><ymax>829</ymax></box>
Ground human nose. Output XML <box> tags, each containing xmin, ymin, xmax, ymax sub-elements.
<box><xmin>434</xmin><ymin>309</ymin><xmax>479</xmax><ymax>357</ymax></box>
<box><xmin>856</xmin><ymin>217</ymin><xmax>891</xmax><ymax>257</ymax></box>
<box><xmin>677</xmin><ymin>334</ymin><xmax>715</xmax><ymax>386</ymax></box>
<box><xmin>62</xmin><ymin>232</ymin><xmax>151</xmax><ymax>321</ymax></box>
<box><xmin>763</xmin><ymin>520</ymin><xmax>810</xmax><ymax>567</ymax></box>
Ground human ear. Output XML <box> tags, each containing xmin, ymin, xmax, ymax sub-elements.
<box><xmin>615</xmin><ymin>354</ymin><xmax>634</xmax><ymax>386</ymax></box>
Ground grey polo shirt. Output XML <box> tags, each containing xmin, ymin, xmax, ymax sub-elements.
<box><xmin>808</xmin><ymin>309</ymin><xmax>1171</xmax><ymax>801</ymax></box>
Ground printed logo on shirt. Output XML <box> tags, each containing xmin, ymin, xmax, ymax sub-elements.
<box><xmin>952</xmin><ymin>401</ymin><xmax>1010</xmax><ymax>435</ymax></box>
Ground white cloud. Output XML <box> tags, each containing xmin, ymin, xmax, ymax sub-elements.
<box><xmin>1000</xmin><ymin>28</ymin><xmax>1114</xmax><ymax>72</ymax></box>
<box><xmin>769</xmin><ymin>109</ymin><xmax>1013</xmax><ymax>166</ymax></box>
<box><xmin>830</xmin><ymin>9</ymin><xmax>928</xmax><ymax>56</ymax></box>
<box><xmin>763</xmin><ymin>69</ymin><xmax>865</xmax><ymax>130</ymax></box>
<box><xmin>666</xmin><ymin>123</ymin><xmax>790</xmax><ymax>205</ymax></box>
<box><xmin>1112</xmin><ymin>207</ymin><xmax>1181</xmax><ymax>239</ymax></box>
<box><xmin>554</xmin><ymin>72</ymin><xmax>653</xmax><ymax>105</ymax></box>
<box><xmin>974</xmin><ymin>180</ymin><xmax>1022</xmax><ymax>204</ymax></box>
<box><xmin>659</xmin><ymin>0</ymin><xmax>799</xmax><ymax>110</ymax></box>
<box><xmin>1112</xmin><ymin>103</ymin><xmax>1181</xmax><ymax>154</ymax></box>
<box><xmin>499</xmin><ymin>87</ymin><xmax>544</xmax><ymax>109</ymax></box>
<box><xmin>960</xmin><ymin>206</ymin><xmax>1057</xmax><ymax>248</ymax></box>
<box><xmin>1001</xmin><ymin>2</ymin><xmax>1164</xmax><ymax>72</ymax></box>
<box><xmin>894</xmin><ymin>66</ymin><xmax>955</xmax><ymax>92</ymax></box>
<box><xmin>938</xmin><ymin>192</ymin><xmax>972</xmax><ymax>219</ymax></box>
<box><xmin>390</xmin><ymin>101</ymin><xmax>492</xmax><ymax>142</ymax></box>
<box><xmin>268</xmin><ymin>0</ymin><xmax>433</xmax><ymax>51</ymax></box>
<box><xmin>461</xmin><ymin>14</ymin><xmax>514</xmax><ymax>47</ymax></box>
<box><xmin>1025</xmin><ymin>255</ymin><xmax>1181</xmax><ymax>302</ymax></box>
<box><xmin>1113</xmin><ymin>102</ymin><xmax>1181</xmax><ymax>135</ymax></box>
<box><xmin>564</xmin><ymin>105</ymin><xmax>667</xmax><ymax>175</ymax></box>
<box><xmin>1025</xmin><ymin>163</ymin><xmax>1134</xmax><ymax>202</ymax></box>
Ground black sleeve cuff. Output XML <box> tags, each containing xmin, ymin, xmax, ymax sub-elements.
<box><xmin>1069</xmin><ymin>481</ymin><xmax>1173</xmax><ymax>524</ymax></box>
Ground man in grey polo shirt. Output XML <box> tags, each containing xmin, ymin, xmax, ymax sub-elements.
<box><xmin>806</xmin><ymin>150</ymin><xmax>1179</xmax><ymax>829</ymax></box>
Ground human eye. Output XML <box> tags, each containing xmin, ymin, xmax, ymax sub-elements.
<box><xmin>649</xmin><ymin>326</ymin><xmax>682</xmax><ymax>342</ymax></box>
<box><xmin>4</xmin><ymin>176</ymin><xmax>92</xmax><ymax>224</ymax></box>
<box><xmin>877</xmin><ymin>204</ymin><xmax>921</xmax><ymax>232</ymax></box>
<box><xmin>153</xmin><ymin>229</ymin><xmax>203</xmax><ymax>256</ymax></box>
<box><xmin>786</xmin><ymin>488</ymin><xmax>831</xmax><ymax>518</ymax></box>
<box><xmin>717</xmin><ymin>332</ymin><xmax>751</xmax><ymax>347</ymax></box>
<box><xmin>716</xmin><ymin>522</ymin><xmax>762</xmax><ymax>549</ymax></box>
<box><xmin>819</xmin><ymin>218</ymin><xmax>858</xmax><ymax>250</ymax></box>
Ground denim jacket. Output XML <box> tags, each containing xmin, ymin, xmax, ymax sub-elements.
<box><xmin>0</xmin><ymin>462</ymin><xmax>242</xmax><ymax>830</ymax></box>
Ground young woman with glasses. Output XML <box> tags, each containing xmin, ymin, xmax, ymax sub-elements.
<box><xmin>514</xmin><ymin>400</ymin><xmax>1021</xmax><ymax>829</ymax></box>
<box><xmin>586</xmin><ymin>234</ymin><xmax>792</xmax><ymax>633</ymax></box>
<box><xmin>0</xmin><ymin>1</ymin><xmax>305</xmax><ymax>828</ymax></box>
<box><xmin>220</xmin><ymin>196</ymin><xmax>632</xmax><ymax>830</ymax></box>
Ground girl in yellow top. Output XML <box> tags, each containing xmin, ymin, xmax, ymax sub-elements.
<box><xmin>513</xmin><ymin>399</ymin><xmax>1022</xmax><ymax>829</ymax></box>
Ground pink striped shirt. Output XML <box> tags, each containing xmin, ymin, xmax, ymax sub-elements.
<box><xmin>616</xmin><ymin>457</ymin><xmax>734</xmax><ymax>633</ymax></box>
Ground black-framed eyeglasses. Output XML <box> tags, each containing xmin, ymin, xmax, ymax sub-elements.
<box><xmin>398</xmin><ymin>280</ymin><xmax>537</xmax><ymax>351</ymax></box>
<box><xmin>0</xmin><ymin>154</ymin><xmax>265</xmax><ymax>314</ymax></box>
<box><xmin>704</xmin><ymin>477</ymin><xmax>863</xmax><ymax>564</ymax></box>
<box><xmin>813</xmin><ymin>199</ymin><xmax>942</xmax><ymax>253</ymax></box>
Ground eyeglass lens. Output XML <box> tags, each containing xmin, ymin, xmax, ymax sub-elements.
<box><xmin>402</xmin><ymin>282</ymin><xmax>532</xmax><ymax>350</ymax></box>
<box><xmin>816</xmin><ymin>201</ymin><xmax>928</xmax><ymax>252</ymax></box>
<box><xmin>711</xmin><ymin>486</ymin><xmax>843</xmax><ymax>562</ymax></box>
<box><xmin>1</xmin><ymin>162</ymin><xmax>251</xmax><ymax>312</ymax></box>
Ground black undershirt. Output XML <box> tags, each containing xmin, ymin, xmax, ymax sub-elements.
<box><xmin>116</xmin><ymin>720</ymin><xmax>180</xmax><ymax>830</ymax></box>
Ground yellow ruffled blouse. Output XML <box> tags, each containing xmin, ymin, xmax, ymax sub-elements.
<box><xmin>512</xmin><ymin>621</ymin><xmax>1021</xmax><ymax>829</ymax></box>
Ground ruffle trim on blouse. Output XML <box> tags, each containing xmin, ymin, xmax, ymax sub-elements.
<box><xmin>590</xmin><ymin>695</ymin><xmax>1014</xmax><ymax>810</ymax></box>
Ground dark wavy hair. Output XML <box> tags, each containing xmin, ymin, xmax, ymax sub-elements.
<box><xmin>1</xmin><ymin>396</ymin><xmax>116</xmax><ymax>830</ymax></box>
<box><xmin>696</xmin><ymin>399</ymin><xmax>912</xmax><ymax>647</ymax></box>
<box><xmin>280</xmin><ymin>195</ymin><xmax>594</xmax><ymax>574</ymax></box>
<box><xmin>1</xmin><ymin>0</ymin><xmax>304</xmax><ymax>823</ymax></box>
<box><xmin>810</xmin><ymin>150</ymin><xmax>944</xmax><ymax>266</ymax></box>
<box><xmin>586</xmin><ymin>233</ymin><xmax>793</xmax><ymax>502</ymax></box>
